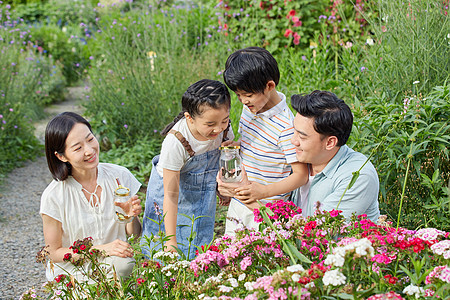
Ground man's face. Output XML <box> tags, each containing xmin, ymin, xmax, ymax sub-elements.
<box><xmin>291</xmin><ymin>113</ymin><xmax>329</xmax><ymax>165</ymax></box>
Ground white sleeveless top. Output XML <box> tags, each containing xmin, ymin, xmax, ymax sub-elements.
<box><xmin>40</xmin><ymin>163</ymin><xmax>141</xmax><ymax>281</ymax></box>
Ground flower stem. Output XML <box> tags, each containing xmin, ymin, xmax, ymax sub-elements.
<box><xmin>396</xmin><ymin>156</ymin><xmax>411</xmax><ymax>231</ymax></box>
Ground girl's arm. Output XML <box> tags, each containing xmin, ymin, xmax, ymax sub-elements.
<box><xmin>42</xmin><ymin>215</ymin><xmax>133</xmax><ymax>263</ymax></box>
<box><xmin>162</xmin><ymin>168</ymin><xmax>181</xmax><ymax>251</ymax></box>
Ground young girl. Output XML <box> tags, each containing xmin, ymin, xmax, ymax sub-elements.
<box><xmin>141</xmin><ymin>79</ymin><xmax>233</xmax><ymax>259</ymax></box>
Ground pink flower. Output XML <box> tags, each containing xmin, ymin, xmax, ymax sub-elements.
<box><xmin>329</xmin><ymin>209</ymin><xmax>342</xmax><ymax>217</ymax></box>
<box><xmin>240</xmin><ymin>256</ymin><xmax>253</xmax><ymax>271</ymax></box>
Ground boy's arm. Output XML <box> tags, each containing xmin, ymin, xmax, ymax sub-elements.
<box><xmin>235</xmin><ymin>162</ymin><xmax>308</xmax><ymax>204</ymax></box>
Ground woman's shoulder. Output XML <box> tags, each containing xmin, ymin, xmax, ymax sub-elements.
<box><xmin>99</xmin><ymin>163</ymin><xmax>132</xmax><ymax>177</ymax></box>
<box><xmin>41</xmin><ymin>179</ymin><xmax>67</xmax><ymax>202</ymax></box>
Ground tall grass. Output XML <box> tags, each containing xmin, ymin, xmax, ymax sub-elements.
<box><xmin>362</xmin><ymin>0</ymin><xmax>450</xmax><ymax>101</ymax></box>
<box><xmin>84</xmin><ymin>2</ymin><xmax>236</xmax><ymax>147</ymax></box>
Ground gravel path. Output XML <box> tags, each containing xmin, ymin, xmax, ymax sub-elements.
<box><xmin>0</xmin><ymin>87</ymin><xmax>86</xmax><ymax>300</ymax></box>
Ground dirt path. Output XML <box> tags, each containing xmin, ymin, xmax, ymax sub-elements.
<box><xmin>0</xmin><ymin>86</ymin><xmax>86</xmax><ymax>300</ymax></box>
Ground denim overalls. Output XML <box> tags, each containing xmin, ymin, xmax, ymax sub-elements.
<box><xmin>141</xmin><ymin>127</ymin><xmax>228</xmax><ymax>260</ymax></box>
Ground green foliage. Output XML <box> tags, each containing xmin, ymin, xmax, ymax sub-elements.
<box><xmin>28</xmin><ymin>24</ymin><xmax>90</xmax><ymax>85</ymax></box>
<box><xmin>349</xmin><ymin>83</ymin><xmax>450</xmax><ymax>230</ymax></box>
<box><xmin>84</xmin><ymin>3</ymin><xmax>233</xmax><ymax>146</ymax></box>
<box><xmin>0</xmin><ymin>3</ymin><xmax>67</xmax><ymax>178</ymax></box>
<box><xmin>362</xmin><ymin>0</ymin><xmax>450</xmax><ymax>100</ymax></box>
<box><xmin>218</xmin><ymin>0</ymin><xmax>376</xmax><ymax>54</ymax></box>
<box><xmin>99</xmin><ymin>137</ymin><xmax>162</xmax><ymax>185</ymax></box>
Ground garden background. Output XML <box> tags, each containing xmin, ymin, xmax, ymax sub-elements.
<box><xmin>1</xmin><ymin>0</ymin><xmax>449</xmax><ymax>299</ymax></box>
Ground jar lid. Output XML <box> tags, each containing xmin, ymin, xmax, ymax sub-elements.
<box><xmin>115</xmin><ymin>186</ymin><xmax>130</xmax><ymax>196</ymax></box>
<box><xmin>219</xmin><ymin>146</ymin><xmax>240</xmax><ymax>150</ymax></box>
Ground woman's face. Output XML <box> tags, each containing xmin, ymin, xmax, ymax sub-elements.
<box><xmin>56</xmin><ymin>123</ymin><xmax>99</xmax><ymax>172</ymax></box>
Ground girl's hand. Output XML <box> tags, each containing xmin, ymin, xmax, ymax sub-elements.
<box><xmin>115</xmin><ymin>195</ymin><xmax>142</xmax><ymax>217</ymax></box>
<box><xmin>94</xmin><ymin>239</ymin><xmax>134</xmax><ymax>258</ymax></box>
<box><xmin>164</xmin><ymin>239</ymin><xmax>178</xmax><ymax>253</ymax></box>
<box><xmin>221</xmin><ymin>140</ymin><xmax>240</xmax><ymax>147</ymax></box>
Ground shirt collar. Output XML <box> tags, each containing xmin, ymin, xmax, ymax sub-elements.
<box><xmin>317</xmin><ymin>145</ymin><xmax>350</xmax><ymax>179</ymax></box>
<box><xmin>247</xmin><ymin>91</ymin><xmax>287</xmax><ymax>119</ymax></box>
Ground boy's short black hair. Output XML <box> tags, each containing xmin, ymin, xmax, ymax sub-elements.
<box><xmin>291</xmin><ymin>90</ymin><xmax>353</xmax><ymax>146</ymax></box>
<box><xmin>223</xmin><ymin>46</ymin><xmax>280</xmax><ymax>94</ymax></box>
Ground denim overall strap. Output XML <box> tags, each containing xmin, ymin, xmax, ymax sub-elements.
<box><xmin>141</xmin><ymin>132</ymin><xmax>221</xmax><ymax>260</ymax></box>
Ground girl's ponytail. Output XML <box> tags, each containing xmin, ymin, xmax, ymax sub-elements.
<box><xmin>160</xmin><ymin>110</ymin><xmax>186</xmax><ymax>136</ymax></box>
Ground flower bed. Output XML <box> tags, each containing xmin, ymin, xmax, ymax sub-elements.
<box><xmin>28</xmin><ymin>200</ymin><xmax>450</xmax><ymax>299</ymax></box>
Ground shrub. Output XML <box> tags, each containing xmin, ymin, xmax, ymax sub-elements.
<box><xmin>349</xmin><ymin>83</ymin><xmax>450</xmax><ymax>231</ymax></box>
<box><xmin>84</xmin><ymin>2</ymin><xmax>234</xmax><ymax>147</ymax></box>
<box><xmin>0</xmin><ymin>3</ymin><xmax>66</xmax><ymax>179</ymax></box>
<box><xmin>217</xmin><ymin>0</ymin><xmax>376</xmax><ymax>54</ymax></box>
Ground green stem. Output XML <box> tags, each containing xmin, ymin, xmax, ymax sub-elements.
<box><xmin>396</xmin><ymin>157</ymin><xmax>411</xmax><ymax>231</ymax></box>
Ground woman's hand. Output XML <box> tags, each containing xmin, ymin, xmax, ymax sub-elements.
<box><xmin>115</xmin><ymin>195</ymin><xmax>142</xmax><ymax>217</ymax></box>
<box><xmin>94</xmin><ymin>239</ymin><xmax>134</xmax><ymax>258</ymax></box>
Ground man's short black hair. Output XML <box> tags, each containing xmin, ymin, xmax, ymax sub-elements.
<box><xmin>291</xmin><ymin>90</ymin><xmax>353</xmax><ymax>146</ymax></box>
<box><xmin>223</xmin><ymin>46</ymin><xmax>280</xmax><ymax>94</ymax></box>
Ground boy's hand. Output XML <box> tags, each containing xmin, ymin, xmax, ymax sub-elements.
<box><xmin>216</xmin><ymin>166</ymin><xmax>249</xmax><ymax>197</ymax></box>
<box><xmin>234</xmin><ymin>182</ymin><xmax>267</xmax><ymax>203</ymax></box>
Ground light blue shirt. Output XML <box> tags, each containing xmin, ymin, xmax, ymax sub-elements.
<box><xmin>295</xmin><ymin>145</ymin><xmax>380</xmax><ymax>222</ymax></box>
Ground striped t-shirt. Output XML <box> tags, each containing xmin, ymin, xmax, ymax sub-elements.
<box><xmin>238</xmin><ymin>91</ymin><xmax>298</xmax><ymax>202</ymax></box>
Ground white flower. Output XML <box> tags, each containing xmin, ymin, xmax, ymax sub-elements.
<box><xmin>244</xmin><ymin>281</ymin><xmax>255</xmax><ymax>291</ymax></box>
<box><xmin>292</xmin><ymin>273</ymin><xmax>300</xmax><ymax>282</ymax></box>
<box><xmin>218</xmin><ymin>285</ymin><xmax>233</xmax><ymax>293</ymax></box>
<box><xmin>228</xmin><ymin>278</ymin><xmax>238</xmax><ymax>287</ymax></box>
<box><xmin>324</xmin><ymin>253</ymin><xmax>345</xmax><ymax>267</ymax></box>
<box><xmin>366</xmin><ymin>38</ymin><xmax>375</xmax><ymax>46</ymax></box>
<box><xmin>238</xmin><ymin>273</ymin><xmax>246</xmax><ymax>281</ymax></box>
<box><xmin>403</xmin><ymin>284</ymin><xmax>424</xmax><ymax>298</ymax></box>
<box><xmin>322</xmin><ymin>269</ymin><xmax>347</xmax><ymax>286</ymax></box>
<box><xmin>413</xmin><ymin>80</ymin><xmax>420</xmax><ymax>85</ymax></box>
<box><xmin>287</xmin><ymin>264</ymin><xmax>305</xmax><ymax>273</ymax></box>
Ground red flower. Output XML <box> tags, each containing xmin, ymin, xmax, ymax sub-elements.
<box><xmin>54</xmin><ymin>274</ymin><xmax>66</xmax><ymax>283</ymax></box>
<box><xmin>63</xmin><ymin>253</ymin><xmax>72</xmax><ymax>261</ymax></box>
<box><xmin>284</xmin><ymin>29</ymin><xmax>293</xmax><ymax>38</ymax></box>
<box><xmin>80</xmin><ymin>244</ymin><xmax>86</xmax><ymax>251</ymax></box>
<box><xmin>72</xmin><ymin>248</ymin><xmax>79</xmax><ymax>254</ymax></box>
<box><xmin>137</xmin><ymin>278</ymin><xmax>146</xmax><ymax>285</ymax></box>
<box><xmin>287</xmin><ymin>9</ymin><xmax>296</xmax><ymax>19</ymax></box>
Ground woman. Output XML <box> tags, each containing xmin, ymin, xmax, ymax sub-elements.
<box><xmin>40</xmin><ymin>112</ymin><xmax>142</xmax><ymax>282</ymax></box>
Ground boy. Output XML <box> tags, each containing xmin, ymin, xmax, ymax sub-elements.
<box><xmin>218</xmin><ymin>47</ymin><xmax>307</xmax><ymax>235</ymax></box>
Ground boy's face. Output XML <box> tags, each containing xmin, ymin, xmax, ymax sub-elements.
<box><xmin>236</xmin><ymin>90</ymin><xmax>274</xmax><ymax>114</ymax></box>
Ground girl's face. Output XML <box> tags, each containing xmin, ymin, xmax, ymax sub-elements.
<box><xmin>55</xmin><ymin>123</ymin><xmax>100</xmax><ymax>173</ymax></box>
<box><xmin>186</xmin><ymin>105</ymin><xmax>230</xmax><ymax>141</ymax></box>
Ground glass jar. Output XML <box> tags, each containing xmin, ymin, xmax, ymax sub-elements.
<box><xmin>219</xmin><ymin>146</ymin><xmax>242</xmax><ymax>183</ymax></box>
<box><xmin>114</xmin><ymin>185</ymin><xmax>133</xmax><ymax>224</ymax></box>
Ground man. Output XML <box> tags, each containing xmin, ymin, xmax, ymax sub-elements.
<box><xmin>290</xmin><ymin>90</ymin><xmax>380</xmax><ymax>222</ymax></box>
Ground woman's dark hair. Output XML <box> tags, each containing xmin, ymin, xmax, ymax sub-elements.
<box><xmin>290</xmin><ymin>90</ymin><xmax>353</xmax><ymax>146</ymax></box>
<box><xmin>45</xmin><ymin>112</ymin><xmax>92</xmax><ymax>181</ymax></box>
<box><xmin>223</xmin><ymin>46</ymin><xmax>280</xmax><ymax>94</ymax></box>
<box><xmin>161</xmin><ymin>79</ymin><xmax>231</xmax><ymax>135</ymax></box>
